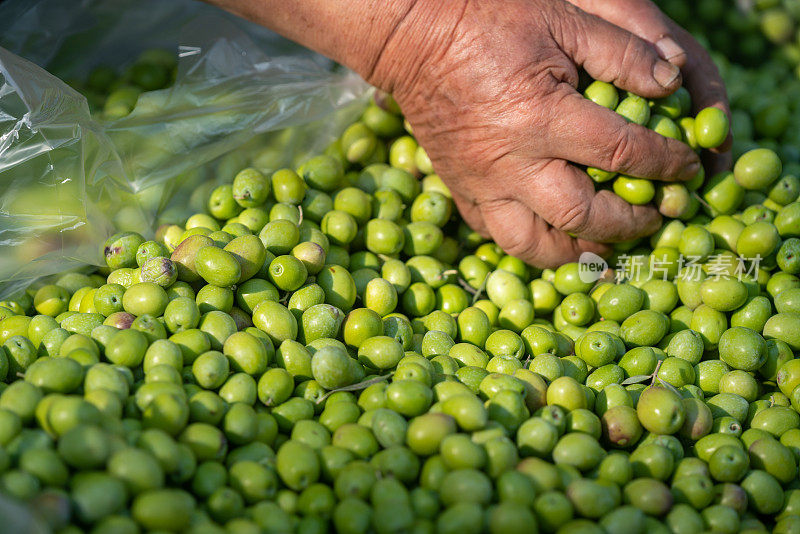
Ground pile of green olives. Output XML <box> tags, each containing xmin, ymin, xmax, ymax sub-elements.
<box><xmin>4</xmin><ymin>47</ymin><xmax>800</xmax><ymax>534</ymax></box>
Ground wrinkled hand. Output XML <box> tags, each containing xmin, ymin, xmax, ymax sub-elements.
<box><xmin>567</xmin><ymin>0</ymin><xmax>731</xmax><ymax>174</ymax></box>
<box><xmin>368</xmin><ymin>0</ymin><xmax>715</xmax><ymax>268</ymax></box>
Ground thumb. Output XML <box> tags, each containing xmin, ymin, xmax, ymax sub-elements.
<box><xmin>567</xmin><ymin>0</ymin><xmax>732</xmax><ymax>154</ymax></box>
<box><xmin>554</xmin><ymin>2</ymin><xmax>682</xmax><ymax>98</ymax></box>
<box><xmin>567</xmin><ymin>0</ymin><xmax>687</xmax><ymax>67</ymax></box>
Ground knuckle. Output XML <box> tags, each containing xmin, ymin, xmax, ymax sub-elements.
<box><xmin>607</xmin><ymin>127</ymin><xmax>637</xmax><ymax>173</ymax></box>
<box><xmin>504</xmin><ymin>238</ymin><xmax>546</xmax><ymax>266</ymax></box>
<box><xmin>452</xmin><ymin>194</ymin><xmax>490</xmax><ymax>237</ymax></box>
<box><xmin>551</xmin><ymin>3</ymin><xmax>584</xmax><ymax>44</ymax></box>
<box><xmin>553</xmin><ymin>198</ymin><xmax>592</xmax><ymax>235</ymax></box>
<box><xmin>497</xmin><ymin>238</ymin><xmax>535</xmax><ymax>263</ymax></box>
<box><xmin>481</xmin><ymin>200</ymin><xmax>542</xmax><ymax>261</ymax></box>
<box><xmin>608</xmin><ymin>33</ymin><xmax>643</xmax><ymax>85</ymax></box>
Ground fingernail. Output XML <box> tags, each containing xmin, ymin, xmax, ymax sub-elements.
<box><xmin>655</xmin><ymin>37</ymin><xmax>685</xmax><ymax>62</ymax></box>
<box><xmin>653</xmin><ymin>60</ymin><xmax>680</xmax><ymax>89</ymax></box>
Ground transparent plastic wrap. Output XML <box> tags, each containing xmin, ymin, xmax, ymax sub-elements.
<box><xmin>0</xmin><ymin>0</ymin><xmax>371</xmax><ymax>299</ymax></box>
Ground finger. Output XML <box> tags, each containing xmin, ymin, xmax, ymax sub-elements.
<box><xmin>567</xmin><ymin>0</ymin><xmax>732</xmax><ymax>153</ymax></box>
<box><xmin>450</xmin><ymin>188</ymin><xmax>490</xmax><ymax>238</ymax></box>
<box><xmin>541</xmin><ymin>83</ymin><xmax>700</xmax><ymax>181</ymax></box>
<box><xmin>553</xmin><ymin>2</ymin><xmax>682</xmax><ymax>99</ymax></box>
<box><xmin>567</xmin><ymin>0</ymin><xmax>688</xmax><ymax>67</ymax></box>
<box><xmin>479</xmin><ymin>198</ymin><xmax>611</xmax><ymax>269</ymax></box>
<box><xmin>513</xmin><ymin>158</ymin><xmax>663</xmax><ymax>243</ymax></box>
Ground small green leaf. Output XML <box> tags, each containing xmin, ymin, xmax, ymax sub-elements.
<box><xmin>656</xmin><ymin>376</ymin><xmax>681</xmax><ymax>397</ymax></box>
<box><xmin>621</xmin><ymin>374</ymin><xmax>652</xmax><ymax>386</ymax></box>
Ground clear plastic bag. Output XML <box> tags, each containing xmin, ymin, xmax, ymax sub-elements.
<box><xmin>0</xmin><ymin>0</ymin><xmax>330</xmax><ymax>77</ymax></box>
<box><xmin>0</xmin><ymin>0</ymin><xmax>371</xmax><ymax>299</ymax></box>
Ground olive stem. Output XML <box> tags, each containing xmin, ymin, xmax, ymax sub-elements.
<box><xmin>470</xmin><ymin>275</ymin><xmax>489</xmax><ymax>305</ymax></box>
<box><xmin>691</xmin><ymin>191</ymin><xmax>711</xmax><ymax>210</ymax></box>
<box><xmin>315</xmin><ymin>372</ymin><xmax>394</xmax><ymax>404</ymax></box>
<box><xmin>650</xmin><ymin>359</ymin><xmax>663</xmax><ymax>385</ymax></box>
<box><xmin>457</xmin><ymin>277</ymin><xmax>479</xmax><ymax>296</ymax></box>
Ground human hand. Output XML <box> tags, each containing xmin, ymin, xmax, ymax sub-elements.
<box><xmin>567</xmin><ymin>0</ymin><xmax>732</xmax><ymax>175</ymax></box>
<box><xmin>367</xmin><ymin>0</ymin><xmax>704</xmax><ymax>267</ymax></box>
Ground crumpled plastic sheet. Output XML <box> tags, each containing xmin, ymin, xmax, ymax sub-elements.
<box><xmin>0</xmin><ymin>494</ymin><xmax>47</xmax><ymax>534</ymax></box>
<box><xmin>0</xmin><ymin>0</ymin><xmax>371</xmax><ymax>299</ymax></box>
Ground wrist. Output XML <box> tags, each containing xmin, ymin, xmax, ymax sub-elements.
<box><xmin>205</xmin><ymin>0</ymin><xmax>464</xmax><ymax>99</ymax></box>
<box><xmin>360</xmin><ymin>0</ymin><xmax>468</xmax><ymax>96</ymax></box>
<box><xmin>206</xmin><ymin>0</ymin><xmax>417</xmax><ymax>80</ymax></box>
